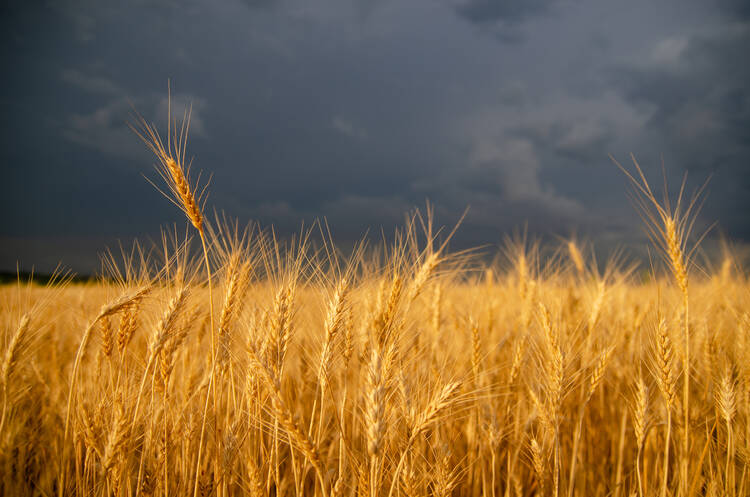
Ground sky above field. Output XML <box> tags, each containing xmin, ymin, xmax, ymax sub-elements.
<box><xmin>1</xmin><ymin>0</ymin><xmax>749</xmax><ymax>274</ymax></box>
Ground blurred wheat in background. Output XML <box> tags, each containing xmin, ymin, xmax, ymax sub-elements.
<box><xmin>0</xmin><ymin>106</ymin><xmax>747</xmax><ymax>497</ymax></box>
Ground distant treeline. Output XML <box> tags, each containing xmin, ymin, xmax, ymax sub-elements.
<box><xmin>0</xmin><ymin>271</ymin><xmax>97</xmax><ymax>285</ymax></box>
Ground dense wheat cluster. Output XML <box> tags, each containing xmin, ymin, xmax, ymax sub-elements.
<box><xmin>1</xmin><ymin>111</ymin><xmax>748</xmax><ymax>497</ymax></box>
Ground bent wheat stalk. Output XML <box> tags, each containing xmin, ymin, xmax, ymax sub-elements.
<box><xmin>387</xmin><ymin>380</ymin><xmax>462</xmax><ymax>497</ymax></box>
<box><xmin>59</xmin><ymin>285</ymin><xmax>151</xmax><ymax>497</ymax></box>
<box><xmin>0</xmin><ymin>314</ymin><xmax>30</xmax><ymax>437</ymax></box>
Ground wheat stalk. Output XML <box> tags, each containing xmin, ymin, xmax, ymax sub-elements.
<box><xmin>653</xmin><ymin>317</ymin><xmax>676</xmax><ymax>497</ymax></box>
<box><xmin>716</xmin><ymin>368</ymin><xmax>737</xmax><ymax>494</ymax></box>
<box><xmin>567</xmin><ymin>239</ymin><xmax>585</xmax><ymax>276</ymax></box>
<box><xmin>631</xmin><ymin>374</ymin><xmax>649</xmax><ymax>497</ymax></box>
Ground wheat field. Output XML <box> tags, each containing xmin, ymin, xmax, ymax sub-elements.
<box><xmin>0</xmin><ymin>113</ymin><xmax>748</xmax><ymax>497</ymax></box>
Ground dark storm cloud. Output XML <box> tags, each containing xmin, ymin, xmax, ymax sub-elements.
<box><xmin>1</xmin><ymin>0</ymin><xmax>749</xmax><ymax>273</ymax></box>
<box><xmin>717</xmin><ymin>0</ymin><xmax>750</xmax><ymax>20</ymax></box>
<box><xmin>607</xmin><ymin>24</ymin><xmax>750</xmax><ymax>237</ymax></box>
<box><xmin>453</xmin><ymin>0</ymin><xmax>560</xmax><ymax>25</ymax></box>
<box><xmin>450</xmin><ymin>0</ymin><xmax>569</xmax><ymax>42</ymax></box>
<box><xmin>239</xmin><ymin>0</ymin><xmax>276</xmax><ymax>8</ymax></box>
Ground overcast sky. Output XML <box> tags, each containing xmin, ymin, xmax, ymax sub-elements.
<box><xmin>1</xmin><ymin>0</ymin><xmax>748</xmax><ymax>273</ymax></box>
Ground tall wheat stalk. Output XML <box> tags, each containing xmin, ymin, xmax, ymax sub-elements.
<box><xmin>614</xmin><ymin>154</ymin><xmax>710</xmax><ymax>495</ymax></box>
<box><xmin>130</xmin><ymin>90</ymin><xmax>219</xmax><ymax>497</ymax></box>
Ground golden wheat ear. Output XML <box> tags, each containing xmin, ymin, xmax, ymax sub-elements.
<box><xmin>129</xmin><ymin>92</ymin><xmax>207</xmax><ymax>235</ymax></box>
<box><xmin>611</xmin><ymin>154</ymin><xmax>712</xmax><ymax>291</ymax></box>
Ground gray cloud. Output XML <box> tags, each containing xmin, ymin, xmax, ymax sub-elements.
<box><xmin>61</xmin><ymin>84</ymin><xmax>208</xmax><ymax>163</ymax></box>
<box><xmin>61</xmin><ymin>69</ymin><xmax>123</xmax><ymax>95</ymax></box>
<box><xmin>332</xmin><ymin>115</ymin><xmax>368</xmax><ymax>140</ymax></box>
